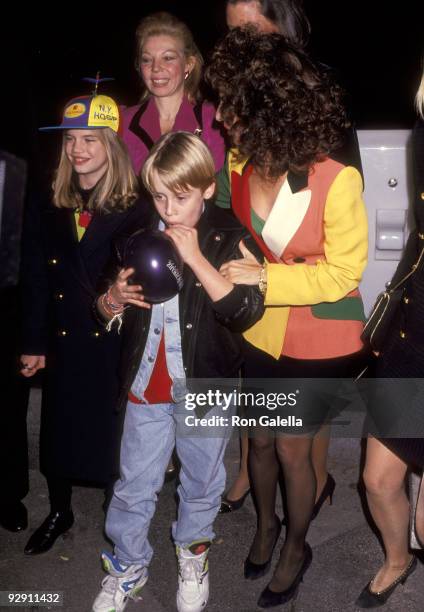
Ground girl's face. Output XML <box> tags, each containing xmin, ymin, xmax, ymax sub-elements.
<box><xmin>150</xmin><ymin>170</ymin><xmax>214</xmax><ymax>228</ymax></box>
<box><xmin>139</xmin><ymin>34</ymin><xmax>194</xmax><ymax>100</ymax></box>
<box><xmin>64</xmin><ymin>129</ymin><xmax>108</xmax><ymax>188</ymax></box>
<box><xmin>226</xmin><ymin>1</ymin><xmax>279</xmax><ymax>33</ymax></box>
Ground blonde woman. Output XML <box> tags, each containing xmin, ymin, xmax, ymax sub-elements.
<box><xmin>122</xmin><ymin>11</ymin><xmax>225</xmax><ymax>174</ymax></box>
<box><xmin>356</xmin><ymin>68</ymin><xmax>424</xmax><ymax>608</ymax></box>
<box><xmin>20</xmin><ymin>87</ymin><xmax>146</xmax><ymax>556</ymax></box>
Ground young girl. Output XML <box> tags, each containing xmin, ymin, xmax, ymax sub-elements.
<box><xmin>20</xmin><ymin>87</ymin><xmax>147</xmax><ymax>556</ymax></box>
<box><xmin>92</xmin><ymin>131</ymin><xmax>264</xmax><ymax>612</ymax></box>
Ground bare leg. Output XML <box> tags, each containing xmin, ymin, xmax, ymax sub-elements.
<box><xmin>225</xmin><ymin>431</ymin><xmax>250</xmax><ymax>501</ymax></box>
<box><xmin>363</xmin><ymin>437</ymin><xmax>413</xmax><ymax>592</ymax></box>
<box><xmin>269</xmin><ymin>435</ymin><xmax>315</xmax><ymax>591</ymax></box>
<box><xmin>311</xmin><ymin>424</ymin><xmax>330</xmax><ymax>502</ymax></box>
<box><xmin>415</xmin><ymin>470</ymin><xmax>424</xmax><ymax>546</ymax></box>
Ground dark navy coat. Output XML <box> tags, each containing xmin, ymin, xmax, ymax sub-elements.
<box><xmin>21</xmin><ymin>191</ymin><xmax>148</xmax><ymax>483</ymax></box>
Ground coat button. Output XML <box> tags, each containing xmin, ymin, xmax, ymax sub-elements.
<box><xmin>154</xmin><ymin>328</ymin><xmax>161</xmax><ymax>335</ymax></box>
<box><xmin>214</xmin><ymin>234</ymin><xmax>222</xmax><ymax>241</ymax></box>
<box><xmin>58</xmin><ymin>330</ymin><xmax>67</xmax><ymax>337</ymax></box>
<box><xmin>421</xmin><ymin>192</ymin><xmax>424</xmax><ymax>200</ymax></box>
<box><xmin>54</xmin><ymin>292</ymin><xmax>64</xmax><ymax>300</ymax></box>
<box><xmin>419</xmin><ymin>233</ymin><xmax>424</xmax><ymax>240</ymax></box>
<box><xmin>195</xmin><ymin>282</ymin><xmax>202</xmax><ymax>288</ymax></box>
<box><xmin>92</xmin><ymin>331</ymin><xmax>101</xmax><ymax>338</ymax></box>
<box><xmin>400</xmin><ymin>330</ymin><xmax>406</xmax><ymax>339</ymax></box>
<box><xmin>148</xmin><ymin>356</ymin><xmax>155</xmax><ymax>363</ymax></box>
<box><xmin>186</xmin><ymin>323</ymin><xmax>193</xmax><ymax>330</ymax></box>
<box><xmin>48</xmin><ymin>258</ymin><xmax>58</xmax><ymax>265</ymax></box>
<box><xmin>403</xmin><ymin>296</ymin><xmax>409</xmax><ymax>304</ymax></box>
<box><xmin>293</xmin><ymin>257</ymin><xmax>306</xmax><ymax>263</ymax></box>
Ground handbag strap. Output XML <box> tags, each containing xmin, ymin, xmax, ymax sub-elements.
<box><xmin>389</xmin><ymin>240</ymin><xmax>424</xmax><ymax>293</ymax></box>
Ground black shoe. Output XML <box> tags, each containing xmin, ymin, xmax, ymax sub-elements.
<box><xmin>219</xmin><ymin>489</ymin><xmax>250</xmax><ymax>513</ymax></box>
<box><xmin>311</xmin><ymin>473</ymin><xmax>336</xmax><ymax>520</ymax></box>
<box><xmin>257</xmin><ymin>543</ymin><xmax>313</xmax><ymax>608</ymax></box>
<box><xmin>0</xmin><ymin>501</ymin><xmax>28</xmax><ymax>532</ymax></box>
<box><xmin>355</xmin><ymin>556</ymin><xmax>417</xmax><ymax>608</ymax></box>
<box><xmin>24</xmin><ymin>510</ymin><xmax>74</xmax><ymax>555</ymax></box>
<box><xmin>244</xmin><ymin>516</ymin><xmax>282</xmax><ymax>580</ymax></box>
<box><xmin>281</xmin><ymin>473</ymin><xmax>336</xmax><ymax>526</ymax></box>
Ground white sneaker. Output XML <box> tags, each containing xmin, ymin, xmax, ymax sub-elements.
<box><xmin>92</xmin><ymin>551</ymin><xmax>148</xmax><ymax>612</ymax></box>
<box><xmin>176</xmin><ymin>541</ymin><xmax>211</xmax><ymax>612</ymax></box>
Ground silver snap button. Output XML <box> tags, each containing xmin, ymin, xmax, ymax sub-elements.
<box><xmin>186</xmin><ymin>323</ymin><xmax>193</xmax><ymax>330</ymax></box>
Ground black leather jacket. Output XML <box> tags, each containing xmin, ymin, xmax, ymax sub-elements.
<box><xmin>103</xmin><ymin>202</ymin><xmax>265</xmax><ymax>411</ymax></box>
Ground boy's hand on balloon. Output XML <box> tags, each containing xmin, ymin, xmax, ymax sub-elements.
<box><xmin>165</xmin><ymin>225</ymin><xmax>201</xmax><ymax>266</ymax></box>
<box><xmin>109</xmin><ymin>268</ymin><xmax>150</xmax><ymax>309</ymax></box>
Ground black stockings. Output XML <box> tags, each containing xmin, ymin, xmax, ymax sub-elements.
<box><xmin>248</xmin><ymin>434</ymin><xmax>315</xmax><ymax>591</ymax></box>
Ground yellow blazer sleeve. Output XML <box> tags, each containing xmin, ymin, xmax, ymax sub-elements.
<box><xmin>265</xmin><ymin>166</ymin><xmax>368</xmax><ymax>306</ymax></box>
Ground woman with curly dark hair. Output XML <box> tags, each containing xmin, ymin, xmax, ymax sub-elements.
<box><xmin>218</xmin><ymin>0</ymin><xmax>363</xmax><ymax>520</ymax></box>
<box><xmin>206</xmin><ymin>28</ymin><xmax>368</xmax><ymax>607</ymax></box>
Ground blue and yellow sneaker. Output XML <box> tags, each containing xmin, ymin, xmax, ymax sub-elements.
<box><xmin>92</xmin><ymin>551</ymin><xmax>148</xmax><ymax>612</ymax></box>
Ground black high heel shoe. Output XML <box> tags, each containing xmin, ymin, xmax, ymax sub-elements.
<box><xmin>257</xmin><ymin>543</ymin><xmax>313</xmax><ymax>608</ymax></box>
<box><xmin>219</xmin><ymin>488</ymin><xmax>250</xmax><ymax>513</ymax></box>
<box><xmin>355</xmin><ymin>556</ymin><xmax>417</xmax><ymax>608</ymax></box>
<box><xmin>311</xmin><ymin>473</ymin><xmax>336</xmax><ymax>520</ymax></box>
<box><xmin>244</xmin><ymin>515</ymin><xmax>282</xmax><ymax>580</ymax></box>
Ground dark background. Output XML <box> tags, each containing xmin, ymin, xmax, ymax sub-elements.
<box><xmin>1</xmin><ymin>1</ymin><xmax>423</xmax><ymax>171</ymax></box>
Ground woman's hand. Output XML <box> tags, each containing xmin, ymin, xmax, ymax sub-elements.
<box><xmin>165</xmin><ymin>225</ymin><xmax>202</xmax><ymax>266</ymax></box>
<box><xmin>107</xmin><ymin>268</ymin><xmax>150</xmax><ymax>309</ymax></box>
<box><xmin>220</xmin><ymin>240</ymin><xmax>262</xmax><ymax>285</ymax></box>
<box><xmin>20</xmin><ymin>355</ymin><xmax>45</xmax><ymax>377</ymax></box>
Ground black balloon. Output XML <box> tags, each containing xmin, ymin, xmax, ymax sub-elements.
<box><xmin>123</xmin><ymin>229</ymin><xmax>184</xmax><ymax>303</ymax></box>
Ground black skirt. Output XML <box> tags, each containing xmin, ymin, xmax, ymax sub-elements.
<box><xmin>242</xmin><ymin>340</ymin><xmax>366</xmax><ymax>435</ymax></box>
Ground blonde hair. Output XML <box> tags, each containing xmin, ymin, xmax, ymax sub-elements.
<box><xmin>415</xmin><ymin>68</ymin><xmax>424</xmax><ymax>119</ymax></box>
<box><xmin>53</xmin><ymin>128</ymin><xmax>139</xmax><ymax>212</ymax></box>
<box><xmin>142</xmin><ymin>131</ymin><xmax>216</xmax><ymax>196</ymax></box>
<box><xmin>134</xmin><ymin>12</ymin><xmax>203</xmax><ymax>103</ymax></box>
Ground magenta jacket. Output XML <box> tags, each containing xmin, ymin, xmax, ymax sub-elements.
<box><xmin>121</xmin><ymin>96</ymin><xmax>226</xmax><ymax>174</ymax></box>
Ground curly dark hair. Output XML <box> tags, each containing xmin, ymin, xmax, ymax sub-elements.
<box><xmin>205</xmin><ymin>27</ymin><xmax>350</xmax><ymax>178</ymax></box>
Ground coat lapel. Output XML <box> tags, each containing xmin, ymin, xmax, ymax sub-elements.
<box><xmin>261</xmin><ymin>179</ymin><xmax>311</xmax><ymax>259</ymax></box>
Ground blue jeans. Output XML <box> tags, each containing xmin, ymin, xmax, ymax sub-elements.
<box><xmin>105</xmin><ymin>399</ymin><xmax>231</xmax><ymax>567</ymax></box>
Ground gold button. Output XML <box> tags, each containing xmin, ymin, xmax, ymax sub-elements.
<box><xmin>419</xmin><ymin>233</ymin><xmax>424</xmax><ymax>240</ymax></box>
<box><xmin>400</xmin><ymin>330</ymin><xmax>406</xmax><ymax>339</ymax></box>
<box><xmin>49</xmin><ymin>258</ymin><xmax>58</xmax><ymax>265</ymax></box>
<box><xmin>59</xmin><ymin>330</ymin><xmax>67</xmax><ymax>337</ymax></box>
<box><xmin>403</xmin><ymin>296</ymin><xmax>409</xmax><ymax>304</ymax></box>
<box><xmin>93</xmin><ymin>331</ymin><xmax>101</xmax><ymax>338</ymax></box>
<box><xmin>420</xmin><ymin>192</ymin><xmax>424</xmax><ymax>200</ymax></box>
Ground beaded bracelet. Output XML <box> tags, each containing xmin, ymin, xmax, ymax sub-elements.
<box><xmin>105</xmin><ymin>288</ymin><xmax>124</xmax><ymax>313</ymax></box>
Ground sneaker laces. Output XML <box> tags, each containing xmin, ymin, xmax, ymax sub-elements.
<box><xmin>101</xmin><ymin>568</ymin><xmax>144</xmax><ymax>601</ymax></box>
<box><xmin>179</xmin><ymin>553</ymin><xmax>206</xmax><ymax>588</ymax></box>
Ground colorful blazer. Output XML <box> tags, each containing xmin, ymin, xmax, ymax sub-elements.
<box><xmin>121</xmin><ymin>96</ymin><xmax>225</xmax><ymax>174</ymax></box>
<box><xmin>215</xmin><ymin>151</ymin><xmax>368</xmax><ymax>360</ymax></box>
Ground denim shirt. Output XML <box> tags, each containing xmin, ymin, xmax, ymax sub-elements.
<box><xmin>130</xmin><ymin>222</ymin><xmax>186</xmax><ymax>404</ymax></box>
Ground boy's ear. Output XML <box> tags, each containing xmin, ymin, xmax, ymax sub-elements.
<box><xmin>203</xmin><ymin>181</ymin><xmax>216</xmax><ymax>201</ymax></box>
